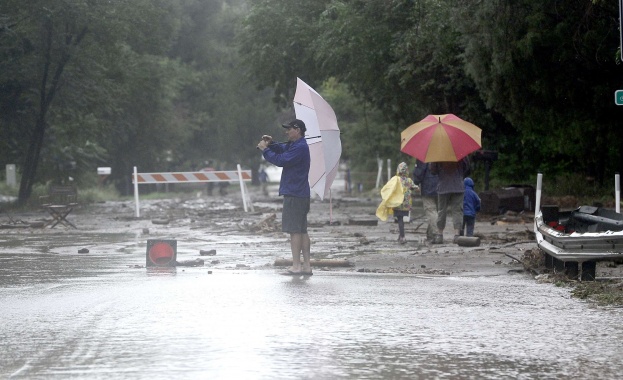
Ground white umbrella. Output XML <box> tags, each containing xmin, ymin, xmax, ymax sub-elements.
<box><xmin>293</xmin><ymin>77</ymin><xmax>342</xmax><ymax>200</ymax></box>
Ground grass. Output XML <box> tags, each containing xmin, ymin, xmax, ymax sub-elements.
<box><xmin>572</xmin><ymin>282</ymin><xmax>623</xmax><ymax>306</ymax></box>
<box><xmin>0</xmin><ymin>184</ymin><xmax>125</xmax><ymax>210</ymax></box>
<box><xmin>0</xmin><ymin>182</ymin><xmax>246</xmax><ymax>212</ymax></box>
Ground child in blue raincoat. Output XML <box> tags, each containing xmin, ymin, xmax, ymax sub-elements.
<box><xmin>462</xmin><ymin>177</ymin><xmax>481</xmax><ymax>237</ymax></box>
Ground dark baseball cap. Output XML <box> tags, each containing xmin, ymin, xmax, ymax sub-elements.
<box><xmin>282</xmin><ymin>119</ymin><xmax>306</xmax><ymax>132</ymax></box>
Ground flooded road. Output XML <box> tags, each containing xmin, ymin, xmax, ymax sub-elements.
<box><xmin>2</xmin><ymin>194</ymin><xmax>623</xmax><ymax>379</ymax></box>
<box><xmin>2</xmin><ymin>251</ymin><xmax>623</xmax><ymax>379</ymax></box>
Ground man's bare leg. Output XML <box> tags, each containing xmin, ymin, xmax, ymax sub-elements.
<box><xmin>289</xmin><ymin>233</ymin><xmax>303</xmax><ymax>272</ymax></box>
<box><xmin>301</xmin><ymin>233</ymin><xmax>311</xmax><ymax>273</ymax></box>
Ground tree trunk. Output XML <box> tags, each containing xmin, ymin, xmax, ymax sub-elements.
<box><xmin>16</xmin><ymin>20</ymin><xmax>87</xmax><ymax>205</ymax></box>
<box><xmin>17</xmin><ymin>117</ymin><xmax>47</xmax><ymax>204</ymax></box>
<box><xmin>17</xmin><ymin>20</ymin><xmax>55</xmax><ymax>206</ymax></box>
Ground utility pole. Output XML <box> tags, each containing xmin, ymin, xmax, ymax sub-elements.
<box><xmin>620</xmin><ymin>0</ymin><xmax>623</xmax><ymax>60</ymax></box>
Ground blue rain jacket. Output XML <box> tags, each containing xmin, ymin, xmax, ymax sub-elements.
<box><xmin>262</xmin><ymin>137</ymin><xmax>310</xmax><ymax>198</ymax></box>
<box><xmin>463</xmin><ymin>177</ymin><xmax>481</xmax><ymax>217</ymax></box>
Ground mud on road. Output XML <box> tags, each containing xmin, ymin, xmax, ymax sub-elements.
<box><xmin>0</xmin><ymin>189</ymin><xmax>528</xmax><ymax>272</ymax></box>
<box><xmin>1</xmin><ymin>188</ymin><xmax>621</xmax><ymax>283</ymax></box>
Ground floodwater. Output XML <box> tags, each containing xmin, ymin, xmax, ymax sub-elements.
<box><xmin>1</xmin><ymin>252</ymin><xmax>623</xmax><ymax>379</ymax></box>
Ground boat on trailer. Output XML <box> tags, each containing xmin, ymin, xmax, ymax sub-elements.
<box><xmin>533</xmin><ymin>173</ymin><xmax>623</xmax><ymax>280</ymax></box>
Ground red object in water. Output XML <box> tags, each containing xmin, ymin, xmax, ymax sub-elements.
<box><xmin>146</xmin><ymin>240</ymin><xmax>177</xmax><ymax>267</ymax></box>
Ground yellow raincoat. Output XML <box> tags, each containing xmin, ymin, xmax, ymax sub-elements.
<box><xmin>375</xmin><ymin>175</ymin><xmax>404</xmax><ymax>221</ymax></box>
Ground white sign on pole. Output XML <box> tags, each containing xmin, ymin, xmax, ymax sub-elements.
<box><xmin>5</xmin><ymin>164</ymin><xmax>16</xmax><ymax>188</ymax></box>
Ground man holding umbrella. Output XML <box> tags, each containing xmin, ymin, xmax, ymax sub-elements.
<box><xmin>431</xmin><ymin>158</ymin><xmax>470</xmax><ymax>244</ymax></box>
<box><xmin>413</xmin><ymin>159</ymin><xmax>439</xmax><ymax>243</ymax></box>
<box><xmin>257</xmin><ymin>119</ymin><xmax>312</xmax><ymax>275</ymax></box>
<box><xmin>400</xmin><ymin>113</ymin><xmax>482</xmax><ymax>244</ymax></box>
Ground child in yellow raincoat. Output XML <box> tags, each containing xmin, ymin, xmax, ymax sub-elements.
<box><xmin>376</xmin><ymin>162</ymin><xmax>418</xmax><ymax>243</ymax></box>
<box><xmin>393</xmin><ymin>162</ymin><xmax>418</xmax><ymax>243</ymax></box>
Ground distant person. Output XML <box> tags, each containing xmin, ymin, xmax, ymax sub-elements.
<box><xmin>462</xmin><ymin>177</ymin><xmax>481</xmax><ymax>237</ymax></box>
<box><xmin>431</xmin><ymin>157</ymin><xmax>470</xmax><ymax>244</ymax></box>
<box><xmin>216</xmin><ymin>163</ymin><xmax>230</xmax><ymax>196</ymax></box>
<box><xmin>393</xmin><ymin>162</ymin><xmax>417</xmax><ymax>244</ymax></box>
<box><xmin>346</xmin><ymin>166</ymin><xmax>352</xmax><ymax>193</ymax></box>
<box><xmin>257</xmin><ymin>119</ymin><xmax>312</xmax><ymax>275</ymax></box>
<box><xmin>218</xmin><ymin>181</ymin><xmax>229</xmax><ymax>196</ymax></box>
<box><xmin>412</xmin><ymin>159</ymin><xmax>439</xmax><ymax>243</ymax></box>
<box><xmin>201</xmin><ymin>161</ymin><xmax>216</xmax><ymax>196</ymax></box>
<box><xmin>259</xmin><ymin>167</ymin><xmax>269</xmax><ymax>196</ymax></box>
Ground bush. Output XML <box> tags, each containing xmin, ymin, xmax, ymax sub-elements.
<box><xmin>78</xmin><ymin>185</ymin><xmax>122</xmax><ymax>203</ymax></box>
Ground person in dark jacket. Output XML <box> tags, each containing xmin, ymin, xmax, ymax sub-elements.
<box><xmin>412</xmin><ymin>159</ymin><xmax>439</xmax><ymax>243</ymax></box>
<box><xmin>257</xmin><ymin>119</ymin><xmax>312</xmax><ymax>275</ymax></box>
<box><xmin>431</xmin><ymin>157</ymin><xmax>470</xmax><ymax>244</ymax></box>
<box><xmin>462</xmin><ymin>177</ymin><xmax>481</xmax><ymax>237</ymax></box>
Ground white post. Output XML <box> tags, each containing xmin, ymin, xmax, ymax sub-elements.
<box><xmin>534</xmin><ymin>173</ymin><xmax>543</xmax><ymax>233</ymax></box>
<box><xmin>387</xmin><ymin>159</ymin><xmax>391</xmax><ymax>182</ymax></box>
<box><xmin>5</xmin><ymin>164</ymin><xmax>16</xmax><ymax>188</ymax></box>
<box><xmin>375</xmin><ymin>158</ymin><xmax>383</xmax><ymax>189</ymax></box>
<box><xmin>237</xmin><ymin>164</ymin><xmax>248</xmax><ymax>212</ymax></box>
<box><xmin>133</xmin><ymin>166</ymin><xmax>140</xmax><ymax>218</ymax></box>
<box><xmin>535</xmin><ymin>173</ymin><xmax>543</xmax><ymax>216</ymax></box>
<box><xmin>616</xmin><ymin>173</ymin><xmax>620</xmax><ymax>214</ymax></box>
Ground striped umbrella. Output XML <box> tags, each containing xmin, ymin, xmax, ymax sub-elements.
<box><xmin>400</xmin><ymin>114</ymin><xmax>481</xmax><ymax>162</ymax></box>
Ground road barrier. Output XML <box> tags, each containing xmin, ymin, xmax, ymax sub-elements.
<box><xmin>132</xmin><ymin>165</ymin><xmax>253</xmax><ymax>217</ymax></box>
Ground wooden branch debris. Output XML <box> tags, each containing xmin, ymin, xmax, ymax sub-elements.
<box><xmin>504</xmin><ymin>253</ymin><xmax>523</xmax><ymax>263</ymax></box>
<box><xmin>251</xmin><ymin>213</ymin><xmax>279</xmax><ymax>232</ymax></box>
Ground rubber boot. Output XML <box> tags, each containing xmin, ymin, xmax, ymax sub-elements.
<box><xmin>432</xmin><ymin>234</ymin><xmax>443</xmax><ymax>244</ymax></box>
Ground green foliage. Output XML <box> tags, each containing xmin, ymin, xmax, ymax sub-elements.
<box><xmin>2</xmin><ymin>0</ymin><xmax>623</xmax><ymax>203</ymax></box>
<box><xmin>167</xmin><ymin>0</ymin><xmax>279</xmax><ymax>173</ymax></box>
<box><xmin>238</xmin><ymin>0</ymin><xmax>330</xmax><ymax>106</ymax></box>
<box><xmin>1</xmin><ymin>0</ymin><xmax>279</xmax><ymax>200</ymax></box>
<box><xmin>240</xmin><ymin>0</ymin><xmax>623</xmax><ymax>189</ymax></box>
<box><xmin>0</xmin><ymin>183</ymin><xmax>121</xmax><ymax>211</ymax></box>
<box><xmin>102</xmin><ymin>52</ymin><xmax>195</xmax><ymax>178</ymax></box>
<box><xmin>320</xmin><ymin>79</ymin><xmax>397</xmax><ymax>169</ymax></box>
<box><xmin>77</xmin><ymin>185</ymin><xmax>122</xmax><ymax>204</ymax></box>
<box><xmin>0</xmin><ymin>182</ymin><xmax>18</xmax><ymax>198</ymax></box>
<box><xmin>0</xmin><ymin>0</ymin><xmax>189</xmax><ymax>201</ymax></box>
<box><xmin>238</xmin><ymin>0</ymin><xmax>494</xmax><ymax>179</ymax></box>
<box><xmin>572</xmin><ymin>280</ymin><xmax>623</xmax><ymax>306</ymax></box>
<box><xmin>460</xmin><ymin>0</ymin><xmax>622</xmax><ymax>183</ymax></box>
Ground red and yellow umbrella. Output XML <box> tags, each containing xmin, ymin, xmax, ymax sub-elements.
<box><xmin>400</xmin><ymin>114</ymin><xmax>482</xmax><ymax>162</ymax></box>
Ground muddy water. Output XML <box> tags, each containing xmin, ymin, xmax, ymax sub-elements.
<box><xmin>1</xmin><ymin>252</ymin><xmax>623</xmax><ymax>379</ymax></box>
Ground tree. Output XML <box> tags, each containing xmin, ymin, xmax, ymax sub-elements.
<box><xmin>460</xmin><ymin>0</ymin><xmax>623</xmax><ymax>183</ymax></box>
<box><xmin>240</xmin><ymin>0</ymin><xmax>623</xmax><ymax>186</ymax></box>
<box><xmin>238</xmin><ymin>0</ymin><xmax>492</xmax><ymax>176</ymax></box>
<box><xmin>169</xmin><ymin>0</ymin><xmax>279</xmax><ymax>175</ymax></box>
<box><xmin>0</xmin><ymin>0</ymin><xmax>179</xmax><ymax>203</ymax></box>
<box><xmin>238</xmin><ymin>0</ymin><xmax>331</xmax><ymax>106</ymax></box>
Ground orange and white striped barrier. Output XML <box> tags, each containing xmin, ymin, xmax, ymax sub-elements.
<box><xmin>134</xmin><ymin>170</ymin><xmax>251</xmax><ymax>184</ymax></box>
<box><xmin>132</xmin><ymin>165</ymin><xmax>253</xmax><ymax>217</ymax></box>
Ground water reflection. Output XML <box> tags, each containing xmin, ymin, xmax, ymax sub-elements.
<box><xmin>1</xmin><ymin>258</ymin><xmax>623</xmax><ymax>379</ymax></box>
<box><xmin>146</xmin><ymin>267</ymin><xmax>177</xmax><ymax>276</ymax></box>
